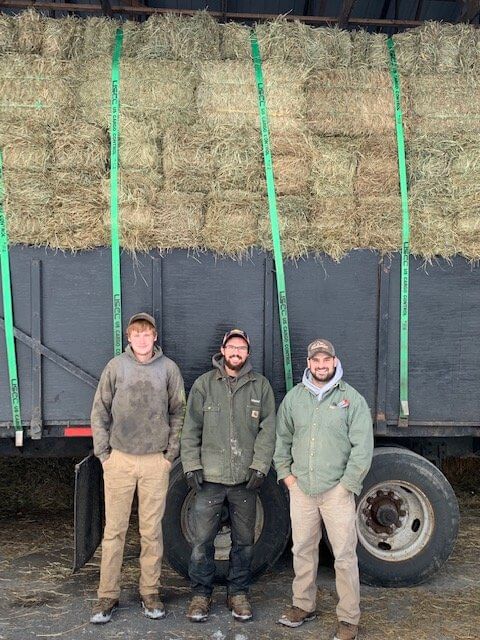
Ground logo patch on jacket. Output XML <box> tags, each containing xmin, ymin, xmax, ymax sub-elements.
<box><xmin>251</xmin><ymin>409</ymin><xmax>259</xmax><ymax>419</ymax></box>
<box><xmin>330</xmin><ymin>399</ymin><xmax>350</xmax><ymax>409</ymax></box>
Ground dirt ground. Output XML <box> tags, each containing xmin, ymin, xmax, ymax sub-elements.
<box><xmin>0</xmin><ymin>461</ymin><xmax>479</xmax><ymax>640</ymax></box>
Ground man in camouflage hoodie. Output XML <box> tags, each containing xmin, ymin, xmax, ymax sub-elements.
<box><xmin>90</xmin><ymin>313</ymin><xmax>185</xmax><ymax>625</ymax></box>
<box><xmin>181</xmin><ymin>329</ymin><xmax>276</xmax><ymax>623</ymax></box>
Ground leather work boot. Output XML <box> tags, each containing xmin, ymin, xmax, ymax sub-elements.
<box><xmin>227</xmin><ymin>593</ymin><xmax>253</xmax><ymax>621</ymax></box>
<box><xmin>186</xmin><ymin>595</ymin><xmax>212</xmax><ymax>622</ymax></box>
<box><xmin>141</xmin><ymin>594</ymin><xmax>165</xmax><ymax>619</ymax></box>
<box><xmin>334</xmin><ymin>621</ymin><xmax>359</xmax><ymax>640</ymax></box>
<box><xmin>278</xmin><ymin>605</ymin><xmax>316</xmax><ymax>628</ymax></box>
<box><xmin>90</xmin><ymin>597</ymin><xmax>119</xmax><ymax>624</ymax></box>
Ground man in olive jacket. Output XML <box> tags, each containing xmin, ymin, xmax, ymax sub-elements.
<box><xmin>274</xmin><ymin>339</ymin><xmax>373</xmax><ymax>640</ymax></box>
<box><xmin>181</xmin><ymin>329</ymin><xmax>276</xmax><ymax>623</ymax></box>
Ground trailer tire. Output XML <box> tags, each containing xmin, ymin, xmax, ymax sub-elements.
<box><xmin>163</xmin><ymin>460</ymin><xmax>291</xmax><ymax>583</ymax></box>
<box><xmin>356</xmin><ymin>447</ymin><xmax>459</xmax><ymax>587</ymax></box>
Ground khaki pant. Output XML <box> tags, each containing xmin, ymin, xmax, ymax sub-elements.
<box><xmin>98</xmin><ymin>449</ymin><xmax>170</xmax><ymax>599</ymax></box>
<box><xmin>289</xmin><ymin>482</ymin><xmax>361</xmax><ymax>626</ymax></box>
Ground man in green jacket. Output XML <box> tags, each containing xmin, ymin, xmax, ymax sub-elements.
<box><xmin>274</xmin><ymin>339</ymin><xmax>373</xmax><ymax>640</ymax></box>
<box><xmin>181</xmin><ymin>329</ymin><xmax>276</xmax><ymax>623</ymax></box>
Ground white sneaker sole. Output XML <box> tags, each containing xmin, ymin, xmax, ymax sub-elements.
<box><xmin>278</xmin><ymin>613</ymin><xmax>316</xmax><ymax>628</ymax></box>
<box><xmin>231</xmin><ymin>610</ymin><xmax>253</xmax><ymax>621</ymax></box>
<box><xmin>90</xmin><ymin>604</ymin><xmax>118</xmax><ymax>624</ymax></box>
<box><xmin>187</xmin><ymin>613</ymin><xmax>209</xmax><ymax>622</ymax></box>
<box><xmin>142</xmin><ymin>602</ymin><xmax>166</xmax><ymax>619</ymax></box>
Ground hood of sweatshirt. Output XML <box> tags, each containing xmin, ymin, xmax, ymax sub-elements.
<box><xmin>302</xmin><ymin>359</ymin><xmax>343</xmax><ymax>401</ymax></box>
<box><xmin>212</xmin><ymin>352</ymin><xmax>253</xmax><ymax>379</ymax></box>
<box><xmin>125</xmin><ymin>343</ymin><xmax>164</xmax><ymax>364</ymax></box>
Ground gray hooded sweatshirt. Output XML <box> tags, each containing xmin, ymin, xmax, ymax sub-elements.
<box><xmin>91</xmin><ymin>345</ymin><xmax>185</xmax><ymax>463</ymax></box>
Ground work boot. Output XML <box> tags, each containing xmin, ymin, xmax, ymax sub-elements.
<box><xmin>141</xmin><ymin>594</ymin><xmax>165</xmax><ymax>619</ymax></box>
<box><xmin>278</xmin><ymin>605</ymin><xmax>316</xmax><ymax>628</ymax></box>
<box><xmin>90</xmin><ymin>597</ymin><xmax>119</xmax><ymax>624</ymax></box>
<box><xmin>334</xmin><ymin>621</ymin><xmax>359</xmax><ymax>640</ymax></box>
<box><xmin>227</xmin><ymin>593</ymin><xmax>253</xmax><ymax>621</ymax></box>
<box><xmin>186</xmin><ymin>595</ymin><xmax>212</xmax><ymax>622</ymax></box>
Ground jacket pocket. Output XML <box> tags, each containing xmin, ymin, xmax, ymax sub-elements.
<box><xmin>201</xmin><ymin>447</ymin><xmax>225</xmax><ymax>476</ymax></box>
<box><xmin>203</xmin><ymin>403</ymin><xmax>220</xmax><ymax>428</ymax></box>
<box><xmin>246</xmin><ymin>404</ymin><xmax>261</xmax><ymax>431</ymax></box>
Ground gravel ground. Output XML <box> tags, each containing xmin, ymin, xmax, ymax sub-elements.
<box><xmin>0</xmin><ymin>489</ymin><xmax>478</xmax><ymax>640</ymax></box>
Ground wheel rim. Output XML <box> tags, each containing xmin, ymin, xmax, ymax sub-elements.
<box><xmin>180</xmin><ymin>490</ymin><xmax>265</xmax><ymax>561</ymax></box>
<box><xmin>357</xmin><ymin>481</ymin><xmax>435</xmax><ymax>562</ymax></box>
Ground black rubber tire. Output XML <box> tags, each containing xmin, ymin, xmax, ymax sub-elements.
<box><xmin>163</xmin><ymin>460</ymin><xmax>291</xmax><ymax>583</ymax></box>
<box><xmin>357</xmin><ymin>447</ymin><xmax>459</xmax><ymax>587</ymax></box>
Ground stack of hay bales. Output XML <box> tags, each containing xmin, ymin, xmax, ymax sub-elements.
<box><xmin>395</xmin><ymin>21</ymin><xmax>480</xmax><ymax>259</ymax></box>
<box><xmin>0</xmin><ymin>11</ymin><xmax>479</xmax><ymax>260</ymax></box>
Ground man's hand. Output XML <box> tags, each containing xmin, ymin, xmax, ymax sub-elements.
<box><xmin>246</xmin><ymin>469</ymin><xmax>265</xmax><ymax>491</ymax></box>
<box><xmin>164</xmin><ymin>458</ymin><xmax>172</xmax><ymax>470</ymax></box>
<box><xmin>185</xmin><ymin>469</ymin><xmax>203</xmax><ymax>492</ymax></box>
<box><xmin>283</xmin><ymin>474</ymin><xmax>297</xmax><ymax>489</ymax></box>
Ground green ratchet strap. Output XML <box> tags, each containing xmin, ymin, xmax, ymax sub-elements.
<box><xmin>250</xmin><ymin>32</ymin><xmax>293</xmax><ymax>392</ymax></box>
<box><xmin>387</xmin><ymin>37</ymin><xmax>410</xmax><ymax>424</ymax></box>
<box><xmin>0</xmin><ymin>149</ymin><xmax>23</xmax><ymax>446</ymax></box>
<box><xmin>111</xmin><ymin>28</ymin><xmax>123</xmax><ymax>357</ymax></box>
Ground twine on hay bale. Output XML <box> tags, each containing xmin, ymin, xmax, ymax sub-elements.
<box><xmin>310</xmin><ymin>197</ymin><xmax>359</xmax><ymax>262</ymax></box>
<box><xmin>78</xmin><ymin>59</ymin><xmax>196</xmax><ymax>130</ymax></box>
<box><xmin>50</xmin><ymin>119</ymin><xmax>109</xmax><ymax>173</ymax></box>
<box><xmin>196</xmin><ymin>61</ymin><xmax>308</xmax><ymax>133</ymax></box>
<box><xmin>307</xmin><ymin>70</ymin><xmax>396</xmax><ymax>136</ymax></box>
<box><xmin>0</xmin><ymin>55</ymin><xmax>76</xmax><ymax>125</ymax></box>
<box><xmin>0</xmin><ymin>119</ymin><xmax>50</xmax><ymax>171</ymax></box>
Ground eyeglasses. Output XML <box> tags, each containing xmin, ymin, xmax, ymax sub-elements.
<box><xmin>224</xmin><ymin>345</ymin><xmax>248</xmax><ymax>352</ymax></box>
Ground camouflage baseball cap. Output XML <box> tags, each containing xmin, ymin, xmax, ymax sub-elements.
<box><xmin>307</xmin><ymin>338</ymin><xmax>335</xmax><ymax>358</ymax></box>
<box><xmin>222</xmin><ymin>328</ymin><xmax>250</xmax><ymax>351</ymax></box>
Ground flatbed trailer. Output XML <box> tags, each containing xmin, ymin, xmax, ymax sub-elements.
<box><xmin>1</xmin><ymin>246</ymin><xmax>477</xmax><ymax>586</ymax></box>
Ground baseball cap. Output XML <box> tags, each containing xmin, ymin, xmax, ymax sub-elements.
<box><xmin>307</xmin><ymin>338</ymin><xmax>335</xmax><ymax>358</ymax></box>
<box><xmin>222</xmin><ymin>329</ymin><xmax>250</xmax><ymax>351</ymax></box>
<box><xmin>127</xmin><ymin>312</ymin><xmax>157</xmax><ymax>331</ymax></box>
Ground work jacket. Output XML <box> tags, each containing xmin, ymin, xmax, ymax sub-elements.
<box><xmin>274</xmin><ymin>379</ymin><xmax>373</xmax><ymax>495</ymax></box>
<box><xmin>181</xmin><ymin>354</ymin><xmax>276</xmax><ymax>484</ymax></box>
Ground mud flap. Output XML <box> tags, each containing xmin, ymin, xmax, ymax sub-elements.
<box><xmin>73</xmin><ymin>453</ymin><xmax>104</xmax><ymax>572</ymax></box>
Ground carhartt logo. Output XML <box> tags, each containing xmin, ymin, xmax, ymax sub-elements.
<box><xmin>251</xmin><ymin>410</ymin><xmax>259</xmax><ymax>419</ymax></box>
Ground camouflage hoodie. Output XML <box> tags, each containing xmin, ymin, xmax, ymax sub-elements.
<box><xmin>91</xmin><ymin>345</ymin><xmax>185</xmax><ymax>463</ymax></box>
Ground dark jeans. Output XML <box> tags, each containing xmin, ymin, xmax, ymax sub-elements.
<box><xmin>189</xmin><ymin>481</ymin><xmax>256</xmax><ymax>596</ymax></box>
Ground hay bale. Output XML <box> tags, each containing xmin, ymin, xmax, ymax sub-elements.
<box><xmin>408</xmin><ymin>74</ymin><xmax>480</xmax><ymax>135</ymax></box>
<box><xmin>392</xmin><ymin>29</ymin><xmax>420</xmax><ymax>75</ymax></box>
<box><xmin>307</xmin><ymin>70</ymin><xmax>395</xmax><ymax>136</ymax></box>
<box><xmin>350</xmin><ymin>30</ymin><xmax>388</xmax><ymax>70</ymax></box>
<box><xmin>355</xmin><ymin>137</ymin><xmax>399</xmax><ymax>198</ymax></box>
<box><xmin>3</xmin><ymin>170</ymin><xmax>52</xmax><ymax>245</ymax></box>
<box><xmin>0</xmin><ymin>55</ymin><xmax>76</xmax><ymax>124</ymax></box>
<box><xmin>163</xmin><ymin>125</ymin><xmax>214</xmax><ymax>193</ymax></box>
<box><xmin>255</xmin><ymin>19</ymin><xmax>315</xmax><ymax>64</ymax></box>
<box><xmin>101</xmin><ymin>170</ymin><xmax>164</xmax><ymax>204</ymax></box>
<box><xmin>203</xmin><ymin>190</ymin><xmax>262</xmax><ymax>256</ymax></box>
<box><xmin>120</xmin><ymin>116</ymin><xmax>161</xmax><ymax>172</ymax></box>
<box><xmin>410</xmin><ymin>197</ymin><xmax>458</xmax><ymax>259</ymax></box>
<box><xmin>311</xmin><ymin>138</ymin><xmax>357</xmax><ymax>198</ymax></box>
<box><xmin>308</xmin><ymin>26</ymin><xmax>352</xmax><ymax>69</ymax></box>
<box><xmin>42</xmin><ymin>16</ymin><xmax>84</xmax><ymax>60</ymax></box>
<box><xmin>80</xmin><ymin>17</ymin><xmax>117</xmax><ymax>60</ymax></box>
<box><xmin>456</xmin><ymin>196</ymin><xmax>480</xmax><ymax>260</ymax></box>
<box><xmin>357</xmin><ymin>196</ymin><xmax>402</xmax><ymax>253</ymax></box>
<box><xmin>15</xmin><ymin>9</ymin><xmax>44</xmax><ymax>55</ymax></box>
<box><xmin>135</xmin><ymin>12</ymin><xmax>220</xmax><ymax>61</ymax></box>
<box><xmin>150</xmin><ymin>192</ymin><xmax>205</xmax><ymax>250</ymax></box>
<box><xmin>258</xmin><ymin>195</ymin><xmax>312</xmax><ymax>259</ymax></box>
<box><xmin>48</xmin><ymin>172</ymin><xmax>107</xmax><ymax>250</ymax></box>
<box><xmin>50</xmin><ymin>119</ymin><xmax>109</xmax><ymax>173</ymax></box>
<box><xmin>274</xmin><ymin>155</ymin><xmax>311</xmax><ymax>196</ymax></box>
<box><xmin>0</xmin><ymin>119</ymin><xmax>50</xmax><ymax>171</ymax></box>
<box><xmin>197</xmin><ymin>61</ymin><xmax>308</xmax><ymax>133</ymax></box>
<box><xmin>0</xmin><ymin>14</ymin><xmax>17</xmax><ymax>54</ymax></box>
<box><xmin>220</xmin><ymin>22</ymin><xmax>251</xmax><ymax>60</ymax></box>
<box><xmin>78</xmin><ymin>59</ymin><xmax>196</xmax><ymax>129</ymax></box>
<box><xmin>418</xmin><ymin>22</ymin><xmax>478</xmax><ymax>74</ymax></box>
<box><xmin>309</xmin><ymin>197</ymin><xmax>358</xmax><ymax>261</ymax></box>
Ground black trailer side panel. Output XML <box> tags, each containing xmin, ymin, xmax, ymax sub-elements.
<box><xmin>386</xmin><ymin>256</ymin><xmax>480</xmax><ymax>424</ymax></box>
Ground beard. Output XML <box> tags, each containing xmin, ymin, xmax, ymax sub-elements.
<box><xmin>311</xmin><ymin>368</ymin><xmax>335</xmax><ymax>383</ymax></box>
<box><xmin>224</xmin><ymin>355</ymin><xmax>245</xmax><ymax>372</ymax></box>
